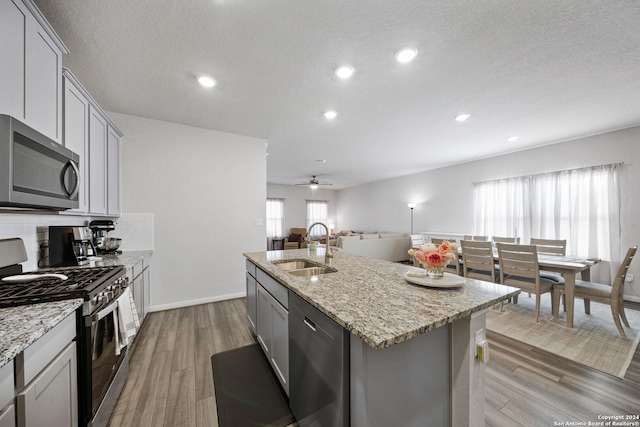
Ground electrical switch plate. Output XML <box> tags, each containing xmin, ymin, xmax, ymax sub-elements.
<box><xmin>254</xmin><ymin>219</ymin><xmax>264</xmax><ymax>227</ymax></box>
<box><xmin>625</xmin><ymin>273</ymin><xmax>634</xmax><ymax>283</ymax></box>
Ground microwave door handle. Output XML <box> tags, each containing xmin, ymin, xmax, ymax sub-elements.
<box><xmin>62</xmin><ymin>160</ymin><xmax>80</xmax><ymax>199</ymax></box>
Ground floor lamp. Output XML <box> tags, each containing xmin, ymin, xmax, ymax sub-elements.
<box><xmin>407</xmin><ymin>203</ymin><xmax>416</xmax><ymax>234</ymax></box>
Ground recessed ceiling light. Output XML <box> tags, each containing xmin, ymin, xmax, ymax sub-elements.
<box><xmin>316</xmin><ymin>159</ymin><xmax>327</xmax><ymax>163</ymax></box>
<box><xmin>335</xmin><ymin>65</ymin><xmax>355</xmax><ymax>79</ymax></box>
<box><xmin>198</xmin><ymin>76</ymin><xmax>217</xmax><ymax>88</ymax></box>
<box><xmin>324</xmin><ymin>110</ymin><xmax>337</xmax><ymax>120</ymax></box>
<box><xmin>455</xmin><ymin>114</ymin><xmax>470</xmax><ymax>122</ymax></box>
<box><xmin>506</xmin><ymin>136</ymin><xmax>519</xmax><ymax>142</ymax></box>
<box><xmin>395</xmin><ymin>47</ymin><xmax>418</xmax><ymax>63</ymax></box>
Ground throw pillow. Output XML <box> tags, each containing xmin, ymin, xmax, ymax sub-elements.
<box><xmin>288</xmin><ymin>233</ymin><xmax>301</xmax><ymax>242</ymax></box>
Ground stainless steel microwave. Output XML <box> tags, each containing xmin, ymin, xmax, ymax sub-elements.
<box><xmin>0</xmin><ymin>114</ymin><xmax>79</xmax><ymax>210</ymax></box>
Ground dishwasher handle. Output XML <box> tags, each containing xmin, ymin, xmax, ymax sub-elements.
<box><xmin>304</xmin><ymin>317</ymin><xmax>316</xmax><ymax>332</ymax></box>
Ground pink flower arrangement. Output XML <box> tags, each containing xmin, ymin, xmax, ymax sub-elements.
<box><xmin>408</xmin><ymin>240</ymin><xmax>458</xmax><ymax>273</ymax></box>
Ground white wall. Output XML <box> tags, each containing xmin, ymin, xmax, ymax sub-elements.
<box><xmin>111</xmin><ymin>113</ymin><xmax>267</xmax><ymax>311</ymax></box>
<box><xmin>337</xmin><ymin>126</ymin><xmax>640</xmax><ymax>300</ymax></box>
<box><xmin>267</xmin><ymin>184</ymin><xmax>338</xmax><ymax>235</ymax></box>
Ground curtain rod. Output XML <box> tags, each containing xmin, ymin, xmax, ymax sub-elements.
<box><xmin>473</xmin><ymin>162</ymin><xmax>624</xmax><ymax>185</ymax></box>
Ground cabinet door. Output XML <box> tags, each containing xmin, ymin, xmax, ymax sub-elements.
<box><xmin>89</xmin><ymin>106</ymin><xmax>107</xmax><ymax>215</ymax></box>
<box><xmin>63</xmin><ymin>75</ymin><xmax>89</xmax><ymax>213</ymax></box>
<box><xmin>16</xmin><ymin>342</ymin><xmax>77</xmax><ymax>427</ymax></box>
<box><xmin>270</xmin><ymin>299</ymin><xmax>289</xmax><ymax>396</ymax></box>
<box><xmin>256</xmin><ymin>285</ymin><xmax>272</xmax><ymax>357</ymax></box>
<box><xmin>0</xmin><ymin>405</ymin><xmax>15</xmax><ymax>427</ymax></box>
<box><xmin>0</xmin><ymin>0</ymin><xmax>27</xmax><ymax>120</ymax></box>
<box><xmin>142</xmin><ymin>267</ymin><xmax>150</xmax><ymax>321</ymax></box>
<box><xmin>132</xmin><ymin>274</ymin><xmax>143</xmax><ymax>321</ymax></box>
<box><xmin>106</xmin><ymin>126</ymin><xmax>121</xmax><ymax>216</ymax></box>
<box><xmin>25</xmin><ymin>15</ymin><xmax>62</xmax><ymax>141</ymax></box>
<box><xmin>246</xmin><ymin>272</ymin><xmax>257</xmax><ymax>334</ymax></box>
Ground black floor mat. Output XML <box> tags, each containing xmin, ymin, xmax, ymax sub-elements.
<box><xmin>211</xmin><ymin>344</ymin><xmax>295</xmax><ymax>427</ymax></box>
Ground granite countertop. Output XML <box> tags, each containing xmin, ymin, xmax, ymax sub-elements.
<box><xmin>0</xmin><ymin>299</ymin><xmax>83</xmax><ymax>368</ymax></box>
<box><xmin>0</xmin><ymin>250</ymin><xmax>153</xmax><ymax>369</ymax></box>
<box><xmin>75</xmin><ymin>250</ymin><xmax>153</xmax><ymax>270</ymax></box>
<box><xmin>244</xmin><ymin>248</ymin><xmax>520</xmax><ymax>350</ymax></box>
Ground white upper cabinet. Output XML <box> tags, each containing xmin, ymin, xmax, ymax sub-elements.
<box><xmin>0</xmin><ymin>0</ymin><xmax>27</xmax><ymax>120</ymax></box>
<box><xmin>89</xmin><ymin>106</ymin><xmax>108</xmax><ymax>216</ymax></box>
<box><xmin>107</xmin><ymin>125</ymin><xmax>121</xmax><ymax>217</ymax></box>
<box><xmin>62</xmin><ymin>70</ymin><xmax>90</xmax><ymax>213</ymax></box>
<box><xmin>0</xmin><ymin>0</ymin><xmax>68</xmax><ymax>142</ymax></box>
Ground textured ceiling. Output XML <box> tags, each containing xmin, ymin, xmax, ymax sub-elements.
<box><xmin>34</xmin><ymin>0</ymin><xmax>640</xmax><ymax>189</ymax></box>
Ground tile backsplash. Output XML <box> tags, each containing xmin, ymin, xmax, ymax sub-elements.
<box><xmin>0</xmin><ymin>211</ymin><xmax>154</xmax><ymax>271</ymax></box>
<box><xmin>113</xmin><ymin>213</ymin><xmax>154</xmax><ymax>251</ymax></box>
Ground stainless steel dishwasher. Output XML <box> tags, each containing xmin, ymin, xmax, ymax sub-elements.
<box><xmin>289</xmin><ymin>291</ymin><xmax>350</xmax><ymax>426</ymax></box>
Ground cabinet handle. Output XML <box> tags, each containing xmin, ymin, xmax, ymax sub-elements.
<box><xmin>62</xmin><ymin>160</ymin><xmax>80</xmax><ymax>199</ymax></box>
<box><xmin>304</xmin><ymin>317</ymin><xmax>316</xmax><ymax>332</ymax></box>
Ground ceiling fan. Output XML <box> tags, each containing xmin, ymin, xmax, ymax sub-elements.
<box><xmin>295</xmin><ymin>175</ymin><xmax>333</xmax><ymax>189</ymax></box>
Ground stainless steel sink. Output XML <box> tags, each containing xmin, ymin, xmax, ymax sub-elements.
<box><xmin>272</xmin><ymin>259</ymin><xmax>337</xmax><ymax>276</ymax></box>
<box><xmin>288</xmin><ymin>266</ymin><xmax>337</xmax><ymax>276</ymax></box>
<box><xmin>273</xmin><ymin>260</ymin><xmax>320</xmax><ymax>271</ymax></box>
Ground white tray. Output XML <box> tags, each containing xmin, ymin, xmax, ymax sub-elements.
<box><xmin>403</xmin><ymin>271</ymin><xmax>465</xmax><ymax>288</ymax></box>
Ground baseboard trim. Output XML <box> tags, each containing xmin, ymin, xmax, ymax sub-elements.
<box><xmin>148</xmin><ymin>291</ymin><xmax>246</xmax><ymax>313</ymax></box>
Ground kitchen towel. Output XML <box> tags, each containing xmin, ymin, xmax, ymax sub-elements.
<box><xmin>114</xmin><ymin>287</ymin><xmax>140</xmax><ymax>355</ymax></box>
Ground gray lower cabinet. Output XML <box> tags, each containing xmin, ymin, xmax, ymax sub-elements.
<box><xmin>0</xmin><ymin>362</ymin><xmax>15</xmax><ymax>427</ymax></box>
<box><xmin>6</xmin><ymin>312</ymin><xmax>78</xmax><ymax>427</ymax></box>
<box><xmin>246</xmin><ymin>272</ymin><xmax>257</xmax><ymax>334</ymax></box>
<box><xmin>251</xmin><ymin>266</ymin><xmax>289</xmax><ymax>396</ymax></box>
<box><xmin>127</xmin><ymin>257</ymin><xmax>151</xmax><ymax>323</ymax></box>
<box><xmin>16</xmin><ymin>342</ymin><xmax>77</xmax><ymax>427</ymax></box>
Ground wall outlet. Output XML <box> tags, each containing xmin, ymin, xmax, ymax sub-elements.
<box><xmin>474</xmin><ymin>328</ymin><xmax>485</xmax><ymax>357</ymax></box>
<box><xmin>625</xmin><ymin>273</ymin><xmax>634</xmax><ymax>283</ymax></box>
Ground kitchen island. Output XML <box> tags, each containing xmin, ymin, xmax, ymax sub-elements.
<box><xmin>244</xmin><ymin>248</ymin><xmax>520</xmax><ymax>427</ymax></box>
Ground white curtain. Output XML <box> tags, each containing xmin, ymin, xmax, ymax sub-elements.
<box><xmin>474</xmin><ymin>164</ymin><xmax>621</xmax><ymax>281</ymax></box>
<box><xmin>306</xmin><ymin>200</ymin><xmax>328</xmax><ymax>238</ymax></box>
<box><xmin>266</xmin><ymin>198</ymin><xmax>285</xmax><ymax>248</ymax></box>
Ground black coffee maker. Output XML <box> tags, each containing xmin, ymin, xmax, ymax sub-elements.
<box><xmin>48</xmin><ymin>226</ymin><xmax>97</xmax><ymax>266</ymax></box>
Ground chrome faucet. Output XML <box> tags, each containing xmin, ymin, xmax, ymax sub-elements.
<box><xmin>308</xmin><ymin>222</ymin><xmax>334</xmax><ymax>265</ymax></box>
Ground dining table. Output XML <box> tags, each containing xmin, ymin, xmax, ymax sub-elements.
<box><xmin>535</xmin><ymin>254</ymin><xmax>599</xmax><ymax>329</ymax></box>
<box><xmin>456</xmin><ymin>248</ymin><xmax>599</xmax><ymax>329</ymax></box>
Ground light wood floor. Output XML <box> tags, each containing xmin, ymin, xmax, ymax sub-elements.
<box><xmin>109</xmin><ymin>298</ymin><xmax>640</xmax><ymax>427</ymax></box>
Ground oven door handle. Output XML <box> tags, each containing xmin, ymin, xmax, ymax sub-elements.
<box><xmin>92</xmin><ymin>298</ymin><xmax>119</xmax><ymax>323</ymax></box>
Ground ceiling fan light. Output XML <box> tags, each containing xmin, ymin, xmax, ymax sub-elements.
<box><xmin>309</xmin><ymin>184</ymin><xmax>319</xmax><ymax>190</ymax></box>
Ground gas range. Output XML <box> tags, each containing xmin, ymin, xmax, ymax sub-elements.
<box><xmin>0</xmin><ymin>265</ymin><xmax>126</xmax><ymax>315</ymax></box>
<box><xmin>0</xmin><ymin>237</ymin><xmax>132</xmax><ymax>427</ymax></box>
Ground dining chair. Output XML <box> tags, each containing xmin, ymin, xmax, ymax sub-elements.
<box><xmin>461</xmin><ymin>240</ymin><xmax>497</xmax><ymax>282</ymax></box>
<box><xmin>410</xmin><ymin>234</ymin><xmax>425</xmax><ymax>248</ymax></box>
<box><xmin>497</xmin><ymin>243</ymin><xmax>556</xmax><ymax>322</ymax></box>
<box><xmin>552</xmin><ymin>246</ymin><xmax>637</xmax><ymax>337</ymax></box>
<box><xmin>492</xmin><ymin>236</ymin><xmax>520</xmax><ymax>244</ymax></box>
<box><xmin>430</xmin><ymin>237</ymin><xmax>461</xmax><ymax>274</ymax></box>
<box><xmin>530</xmin><ymin>238</ymin><xmax>567</xmax><ymax>255</ymax></box>
<box><xmin>463</xmin><ymin>235</ymin><xmax>488</xmax><ymax>241</ymax></box>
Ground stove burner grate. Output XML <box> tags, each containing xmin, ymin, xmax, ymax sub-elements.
<box><xmin>0</xmin><ymin>265</ymin><xmax>124</xmax><ymax>308</ymax></box>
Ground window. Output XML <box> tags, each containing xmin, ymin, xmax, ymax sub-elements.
<box><xmin>266</xmin><ymin>198</ymin><xmax>285</xmax><ymax>239</ymax></box>
<box><xmin>306</xmin><ymin>200</ymin><xmax>328</xmax><ymax>238</ymax></box>
<box><xmin>473</xmin><ymin>163</ymin><xmax>621</xmax><ymax>280</ymax></box>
